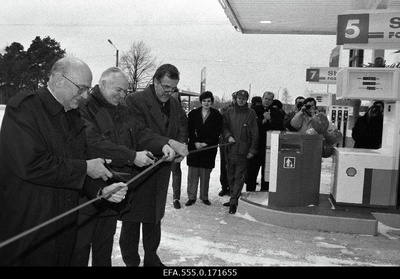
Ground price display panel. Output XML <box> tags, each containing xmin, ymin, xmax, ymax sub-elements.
<box><xmin>337</xmin><ymin>68</ymin><xmax>400</xmax><ymax>100</ymax></box>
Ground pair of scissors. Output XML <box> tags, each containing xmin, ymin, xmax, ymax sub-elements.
<box><xmin>103</xmin><ymin>160</ymin><xmax>132</xmax><ymax>183</ymax></box>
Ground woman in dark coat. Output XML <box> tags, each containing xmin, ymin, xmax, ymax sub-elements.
<box><xmin>185</xmin><ymin>91</ymin><xmax>223</xmax><ymax>206</ymax></box>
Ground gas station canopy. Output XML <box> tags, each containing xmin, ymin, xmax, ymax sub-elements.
<box><xmin>219</xmin><ymin>0</ymin><xmax>399</xmax><ymax>35</ymax></box>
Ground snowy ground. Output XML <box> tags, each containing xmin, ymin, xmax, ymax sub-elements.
<box><xmin>103</xmin><ymin>153</ymin><xmax>400</xmax><ymax>267</ymax></box>
<box><xmin>0</xmin><ymin>105</ymin><xmax>5</xmax><ymax>126</ymax></box>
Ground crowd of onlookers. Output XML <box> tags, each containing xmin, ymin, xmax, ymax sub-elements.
<box><xmin>172</xmin><ymin>89</ymin><xmax>321</xmax><ymax>214</ymax></box>
<box><xmin>172</xmin><ymin>88</ymin><xmax>384</xmax><ymax>216</ymax></box>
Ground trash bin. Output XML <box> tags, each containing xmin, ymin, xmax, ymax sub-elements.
<box><xmin>268</xmin><ymin>132</ymin><xmax>323</xmax><ymax>207</ymax></box>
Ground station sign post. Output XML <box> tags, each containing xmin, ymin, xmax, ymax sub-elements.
<box><xmin>337</xmin><ymin>10</ymin><xmax>400</xmax><ymax>49</ymax></box>
<box><xmin>306</xmin><ymin>67</ymin><xmax>339</xmax><ymax>84</ymax></box>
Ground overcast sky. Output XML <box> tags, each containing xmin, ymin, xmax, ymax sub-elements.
<box><xmin>1</xmin><ymin>0</ymin><xmax>343</xmax><ymax>101</ymax></box>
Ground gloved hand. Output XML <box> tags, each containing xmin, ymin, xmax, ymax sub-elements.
<box><xmin>168</xmin><ymin>139</ymin><xmax>189</xmax><ymax>156</ymax></box>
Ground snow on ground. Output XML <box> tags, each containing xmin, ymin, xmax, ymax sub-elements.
<box><xmin>104</xmin><ymin>154</ymin><xmax>400</xmax><ymax>267</ymax></box>
<box><xmin>0</xmin><ymin>105</ymin><xmax>5</xmax><ymax>127</ymax></box>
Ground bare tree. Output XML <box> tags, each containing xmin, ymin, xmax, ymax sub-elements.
<box><xmin>119</xmin><ymin>41</ymin><xmax>157</xmax><ymax>92</ymax></box>
<box><xmin>280</xmin><ymin>87</ymin><xmax>291</xmax><ymax>104</ymax></box>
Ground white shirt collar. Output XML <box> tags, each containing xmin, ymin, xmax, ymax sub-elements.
<box><xmin>47</xmin><ymin>86</ymin><xmax>66</xmax><ymax>111</ymax></box>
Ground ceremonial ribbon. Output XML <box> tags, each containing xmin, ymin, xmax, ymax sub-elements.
<box><xmin>0</xmin><ymin>142</ymin><xmax>233</xmax><ymax>249</ymax></box>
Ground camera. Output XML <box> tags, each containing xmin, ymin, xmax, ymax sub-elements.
<box><xmin>296</xmin><ymin>101</ymin><xmax>304</xmax><ymax>109</ymax></box>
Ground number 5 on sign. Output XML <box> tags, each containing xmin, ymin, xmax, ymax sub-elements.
<box><xmin>345</xmin><ymin>19</ymin><xmax>361</xmax><ymax>39</ymax></box>
<box><xmin>337</xmin><ymin>14</ymin><xmax>369</xmax><ymax>45</ymax></box>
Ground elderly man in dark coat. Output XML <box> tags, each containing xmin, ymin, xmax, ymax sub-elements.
<box><xmin>72</xmin><ymin>67</ymin><xmax>176</xmax><ymax>266</ymax></box>
<box><xmin>0</xmin><ymin>57</ymin><xmax>126</xmax><ymax>266</ymax></box>
<box><xmin>120</xmin><ymin>64</ymin><xmax>189</xmax><ymax>266</ymax></box>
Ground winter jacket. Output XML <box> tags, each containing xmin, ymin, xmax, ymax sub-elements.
<box><xmin>79</xmin><ymin>86</ymin><xmax>169</xmax><ymax>217</ymax></box>
<box><xmin>290</xmin><ymin>111</ymin><xmax>314</xmax><ymax>133</ymax></box>
<box><xmin>223</xmin><ymin>103</ymin><xmax>258</xmax><ymax>159</ymax></box>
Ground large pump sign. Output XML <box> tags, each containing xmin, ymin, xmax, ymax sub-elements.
<box><xmin>337</xmin><ymin>10</ymin><xmax>400</xmax><ymax>49</ymax></box>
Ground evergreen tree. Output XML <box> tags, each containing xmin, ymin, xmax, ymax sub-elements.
<box><xmin>0</xmin><ymin>36</ymin><xmax>66</xmax><ymax>104</ymax></box>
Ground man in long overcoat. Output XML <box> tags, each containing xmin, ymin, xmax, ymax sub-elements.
<box><xmin>119</xmin><ymin>64</ymin><xmax>188</xmax><ymax>266</ymax></box>
<box><xmin>0</xmin><ymin>58</ymin><xmax>125</xmax><ymax>266</ymax></box>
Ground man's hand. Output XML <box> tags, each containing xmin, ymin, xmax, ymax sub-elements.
<box><xmin>301</xmin><ymin>105</ymin><xmax>317</xmax><ymax>118</ymax></box>
<box><xmin>228</xmin><ymin>136</ymin><xmax>235</xmax><ymax>143</ymax></box>
<box><xmin>134</xmin><ymin>151</ymin><xmax>155</xmax><ymax>167</ymax></box>
<box><xmin>162</xmin><ymin>144</ymin><xmax>176</xmax><ymax>161</ymax></box>
<box><xmin>173</xmin><ymin>156</ymin><xmax>184</xmax><ymax>163</ymax></box>
<box><xmin>247</xmin><ymin>152</ymin><xmax>254</xmax><ymax>159</ymax></box>
<box><xmin>194</xmin><ymin>142</ymin><xmax>207</xmax><ymax>149</ymax></box>
<box><xmin>101</xmin><ymin>182</ymin><xmax>128</xmax><ymax>203</ymax></box>
<box><xmin>168</xmin><ymin>139</ymin><xmax>189</xmax><ymax>156</ymax></box>
<box><xmin>87</xmin><ymin>158</ymin><xmax>113</xmax><ymax>181</ymax></box>
<box><xmin>263</xmin><ymin>111</ymin><xmax>271</xmax><ymax>121</ymax></box>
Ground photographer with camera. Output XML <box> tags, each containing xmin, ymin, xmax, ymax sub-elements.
<box><xmin>289</xmin><ymin>97</ymin><xmax>318</xmax><ymax>133</ymax></box>
<box><xmin>283</xmin><ymin>96</ymin><xmax>305</xmax><ymax>131</ymax></box>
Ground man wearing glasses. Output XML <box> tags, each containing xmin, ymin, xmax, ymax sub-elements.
<box><xmin>120</xmin><ymin>64</ymin><xmax>188</xmax><ymax>266</ymax></box>
<box><xmin>0</xmin><ymin>57</ymin><xmax>127</xmax><ymax>266</ymax></box>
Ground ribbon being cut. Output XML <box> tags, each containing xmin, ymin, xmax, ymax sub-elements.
<box><xmin>0</xmin><ymin>142</ymin><xmax>233</xmax><ymax>249</ymax></box>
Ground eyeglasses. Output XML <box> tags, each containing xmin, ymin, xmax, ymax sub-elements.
<box><xmin>62</xmin><ymin>74</ymin><xmax>91</xmax><ymax>95</ymax></box>
<box><xmin>157</xmin><ymin>79</ymin><xmax>177</xmax><ymax>93</ymax></box>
